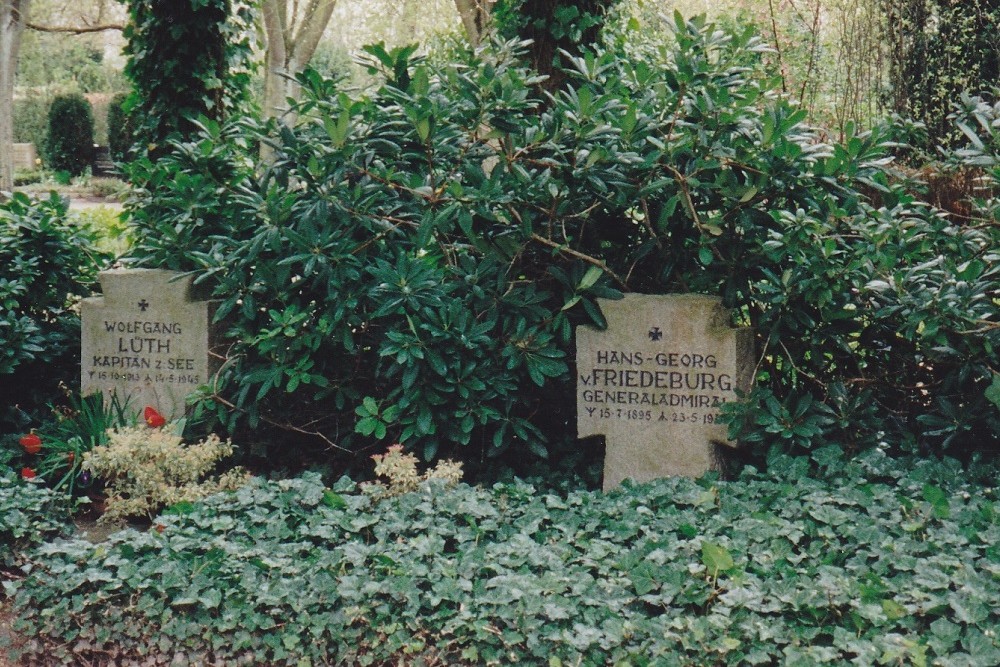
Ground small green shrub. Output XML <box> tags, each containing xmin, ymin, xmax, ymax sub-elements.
<box><xmin>7</xmin><ymin>452</ymin><xmax>999</xmax><ymax>665</ymax></box>
<box><xmin>88</xmin><ymin>177</ymin><xmax>127</xmax><ymax>200</ymax></box>
<box><xmin>0</xmin><ymin>192</ymin><xmax>110</xmax><ymax>431</ymax></box>
<box><xmin>72</xmin><ymin>204</ymin><xmax>129</xmax><ymax>256</ymax></box>
<box><xmin>45</xmin><ymin>94</ymin><xmax>95</xmax><ymax>176</ymax></box>
<box><xmin>12</xmin><ymin>168</ymin><xmax>43</xmax><ymax>186</ymax></box>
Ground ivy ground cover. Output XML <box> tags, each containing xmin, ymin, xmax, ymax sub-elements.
<box><xmin>5</xmin><ymin>448</ymin><xmax>999</xmax><ymax>666</ymax></box>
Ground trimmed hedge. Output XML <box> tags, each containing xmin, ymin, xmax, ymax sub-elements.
<box><xmin>45</xmin><ymin>94</ymin><xmax>94</xmax><ymax>176</ymax></box>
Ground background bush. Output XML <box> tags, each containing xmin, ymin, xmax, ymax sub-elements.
<box><xmin>44</xmin><ymin>93</ymin><xmax>95</xmax><ymax>176</ymax></box>
<box><xmin>122</xmin><ymin>15</ymin><xmax>999</xmax><ymax>472</ymax></box>
<box><xmin>12</xmin><ymin>92</ymin><xmax>52</xmax><ymax>164</ymax></box>
<box><xmin>107</xmin><ymin>91</ymin><xmax>135</xmax><ymax>162</ymax></box>
<box><xmin>884</xmin><ymin>0</ymin><xmax>1000</xmax><ymax>151</ymax></box>
<box><xmin>121</xmin><ymin>0</ymin><xmax>256</xmax><ymax>153</ymax></box>
<box><xmin>0</xmin><ymin>193</ymin><xmax>110</xmax><ymax>431</ymax></box>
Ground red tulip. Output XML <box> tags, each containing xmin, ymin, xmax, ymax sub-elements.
<box><xmin>21</xmin><ymin>467</ymin><xmax>36</xmax><ymax>480</ymax></box>
<box><xmin>143</xmin><ymin>406</ymin><xmax>166</xmax><ymax>428</ymax></box>
<box><xmin>19</xmin><ymin>433</ymin><xmax>42</xmax><ymax>455</ymax></box>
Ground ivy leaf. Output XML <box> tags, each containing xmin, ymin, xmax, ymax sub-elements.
<box><xmin>322</xmin><ymin>491</ymin><xmax>347</xmax><ymax>510</ymax></box>
<box><xmin>199</xmin><ymin>588</ymin><xmax>223</xmax><ymax>609</ymax></box>
<box><xmin>985</xmin><ymin>374</ymin><xmax>1000</xmax><ymax>412</ymax></box>
<box><xmin>922</xmin><ymin>484</ymin><xmax>950</xmax><ymax>519</ymax></box>
<box><xmin>701</xmin><ymin>541</ymin><xmax>734</xmax><ymax>576</ymax></box>
<box><xmin>630</xmin><ymin>562</ymin><xmax>660</xmax><ymax>596</ymax></box>
<box><xmin>882</xmin><ymin>599</ymin><xmax>907</xmax><ymax>620</ymax></box>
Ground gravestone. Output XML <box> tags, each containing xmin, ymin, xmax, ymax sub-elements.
<box><xmin>12</xmin><ymin>143</ymin><xmax>37</xmax><ymax>171</ymax></box>
<box><xmin>81</xmin><ymin>269</ymin><xmax>219</xmax><ymax>421</ymax></box>
<box><xmin>577</xmin><ymin>293</ymin><xmax>753</xmax><ymax>491</ymax></box>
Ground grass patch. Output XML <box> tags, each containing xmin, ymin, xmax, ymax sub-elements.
<box><xmin>4</xmin><ymin>448</ymin><xmax>999</xmax><ymax>665</ymax></box>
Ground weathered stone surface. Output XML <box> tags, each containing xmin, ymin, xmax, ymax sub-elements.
<box><xmin>81</xmin><ymin>269</ymin><xmax>219</xmax><ymax>421</ymax></box>
<box><xmin>577</xmin><ymin>293</ymin><xmax>753</xmax><ymax>490</ymax></box>
<box><xmin>12</xmin><ymin>143</ymin><xmax>37</xmax><ymax>171</ymax></box>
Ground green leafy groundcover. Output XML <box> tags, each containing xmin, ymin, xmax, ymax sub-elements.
<box><xmin>0</xmin><ymin>469</ymin><xmax>72</xmax><ymax>571</ymax></box>
<box><xmin>6</xmin><ymin>450</ymin><xmax>1000</xmax><ymax>666</ymax></box>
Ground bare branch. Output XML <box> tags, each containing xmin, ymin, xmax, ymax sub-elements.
<box><xmin>26</xmin><ymin>21</ymin><xmax>122</xmax><ymax>33</ymax></box>
<box><xmin>529</xmin><ymin>232</ymin><xmax>628</xmax><ymax>290</ymax></box>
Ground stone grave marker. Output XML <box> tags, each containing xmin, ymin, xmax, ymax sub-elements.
<box><xmin>81</xmin><ymin>269</ymin><xmax>219</xmax><ymax>421</ymax></box>
<box><xmin>12</xmin><ymin>143</ymin><xmax>37</xmax><ymax>171</ymax></box>
<box><xmin>577</xmin><ymin>293</ymin><xmax>753</xmax><ymax>491</ymax></box>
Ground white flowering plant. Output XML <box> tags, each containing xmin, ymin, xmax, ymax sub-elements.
<box><xmin>365</xmin><ymin>444</ymin><xmax>463</xmax><ymax>498</ymax></box>
<box><xmin>83</xmin><ymin>408</ymin><xmax>250</xmax><ymax>523</ymax></box>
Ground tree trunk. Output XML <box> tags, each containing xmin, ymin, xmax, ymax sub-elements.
<box><xmin>454</xmin><ymin>0</ymin><xmax>493</xmax><ymax>46</ymax></box>
<box><xmin>261</xmin><ymin>0</ymin><xmax>337</xmax><ymax>124</ymax></box>
<box><xmin>519</xmin><ymin>0</ymin><xmax>616</xmax><ymax>92</ymax></box>
<box><xmin>1</xmin><ymin>0</ymin><xmax>30</xmax><ymax>192</ymax></box>
<box><xmin>261</xmin><ymin>0</ymin><xmax>289</xmax><ymax>124</ymax></box>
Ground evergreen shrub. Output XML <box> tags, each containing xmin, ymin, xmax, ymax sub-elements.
<box><xmin>45</xmin><ymin>93</ymin><xmax>95</xmax><ymax>176</ymax></box>
<box><xmin>123</xmin><ymin>14</ymin><xmax>999</xmax><ymax>470</ymax></box>
<box><xmin>12</xmin><ymin>93</ymin><xmax>51</xmax><ymax>162</ymax></box>
<box><xmin>107</xmin><ymin>91</ymin><xmax>135</xmax><ymax>162</ymax></box>
<box><xmin>0</xmin><ymin>193</ymin><xmax>110</xmax><ymax>430</ymax></box>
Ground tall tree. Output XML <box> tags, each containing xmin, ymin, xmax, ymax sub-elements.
<box><xmin>261</xmin><ymin>0</ymin><xmax>337</xmax><ymax>124</ymax></box>
<box><xmin>0</xmin><ymin>0</ymin><xmax>31</xmax><ymax>191</ymax></box>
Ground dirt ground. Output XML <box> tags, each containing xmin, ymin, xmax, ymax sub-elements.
<box><xmin>0</xmin><ymin>600</ymin><xmax>21</xmax><ymax>666</ymax></box>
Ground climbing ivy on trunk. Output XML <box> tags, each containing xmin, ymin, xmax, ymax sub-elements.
<box><xmin>120</xmin><ymin>0</ymin><xmax>255</xmax><ymax>155</ymax></box>
<box><xmin>882</xmin><ymin>0</ymin><xmax>1000</xmax><ymax>150</ymax></box>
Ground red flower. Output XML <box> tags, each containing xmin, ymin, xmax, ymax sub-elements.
<box><xmin>21</xmin><ymin>467</ymin><xmax>36</xmax><ymax>480</ymax></box>
<box><xmin>19</xmin><ymin>433</ymin><xmax>42</xmax><ymax>455</ymax></box>
<box><xmin>67</xmin><ymin>452</ymin><xmax>75</xmax><ymax>463</ymax></box>
<box><xmin>143</xmin><ymin>406</ymin><xmax>166</xmax><ymax>428</ymax></box>
<box><xmin>154</xmin><ymin>524</ymin><xmax>166</xmax><ymax>534</ymax></box>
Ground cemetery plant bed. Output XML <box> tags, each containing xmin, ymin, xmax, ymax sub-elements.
<box><xmin>3</xmin><ymin>448</ymin><xmax>999</xmax><ymax>666</ymax></box>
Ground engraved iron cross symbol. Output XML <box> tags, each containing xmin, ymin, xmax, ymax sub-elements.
<box><xmin>138</xmin><ymin>299</ymin><xmax>150</xmax><ymax>312</ymax></box>
<box><xmin>648</xmin><ymin>326</ymin><xmax>663</xmax><ymax>341</ymax></box>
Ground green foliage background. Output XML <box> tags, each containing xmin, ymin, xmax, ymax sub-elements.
<box><xmin>884</xmin><ymin>0</ymin><xmax>1000</xmax><ymax>150</ymax></box>
<box><xmin>0</xmin><ymin>193</ymin><xmax>109</xmax><ymax>431</ymax></box>
<box><xmin>118</xmin><ymin>15</ymin><xmax>1000</xmax><ymax>471</ymax></box>
<box><xmin>107</xmin><ymin>91</ymin><xmax>136</xmax><ymax>162</ymax></box>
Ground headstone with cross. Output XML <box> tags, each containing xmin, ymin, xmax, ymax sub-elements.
<box><xmin>577</xmin><ymin>294</ymin><xmax>754</xmax><ymax>491</ymax></box>
<box><xmin>81</xmin><ymin>269</ymin><xmax>221</xmax><ymax>421</ymax></box>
